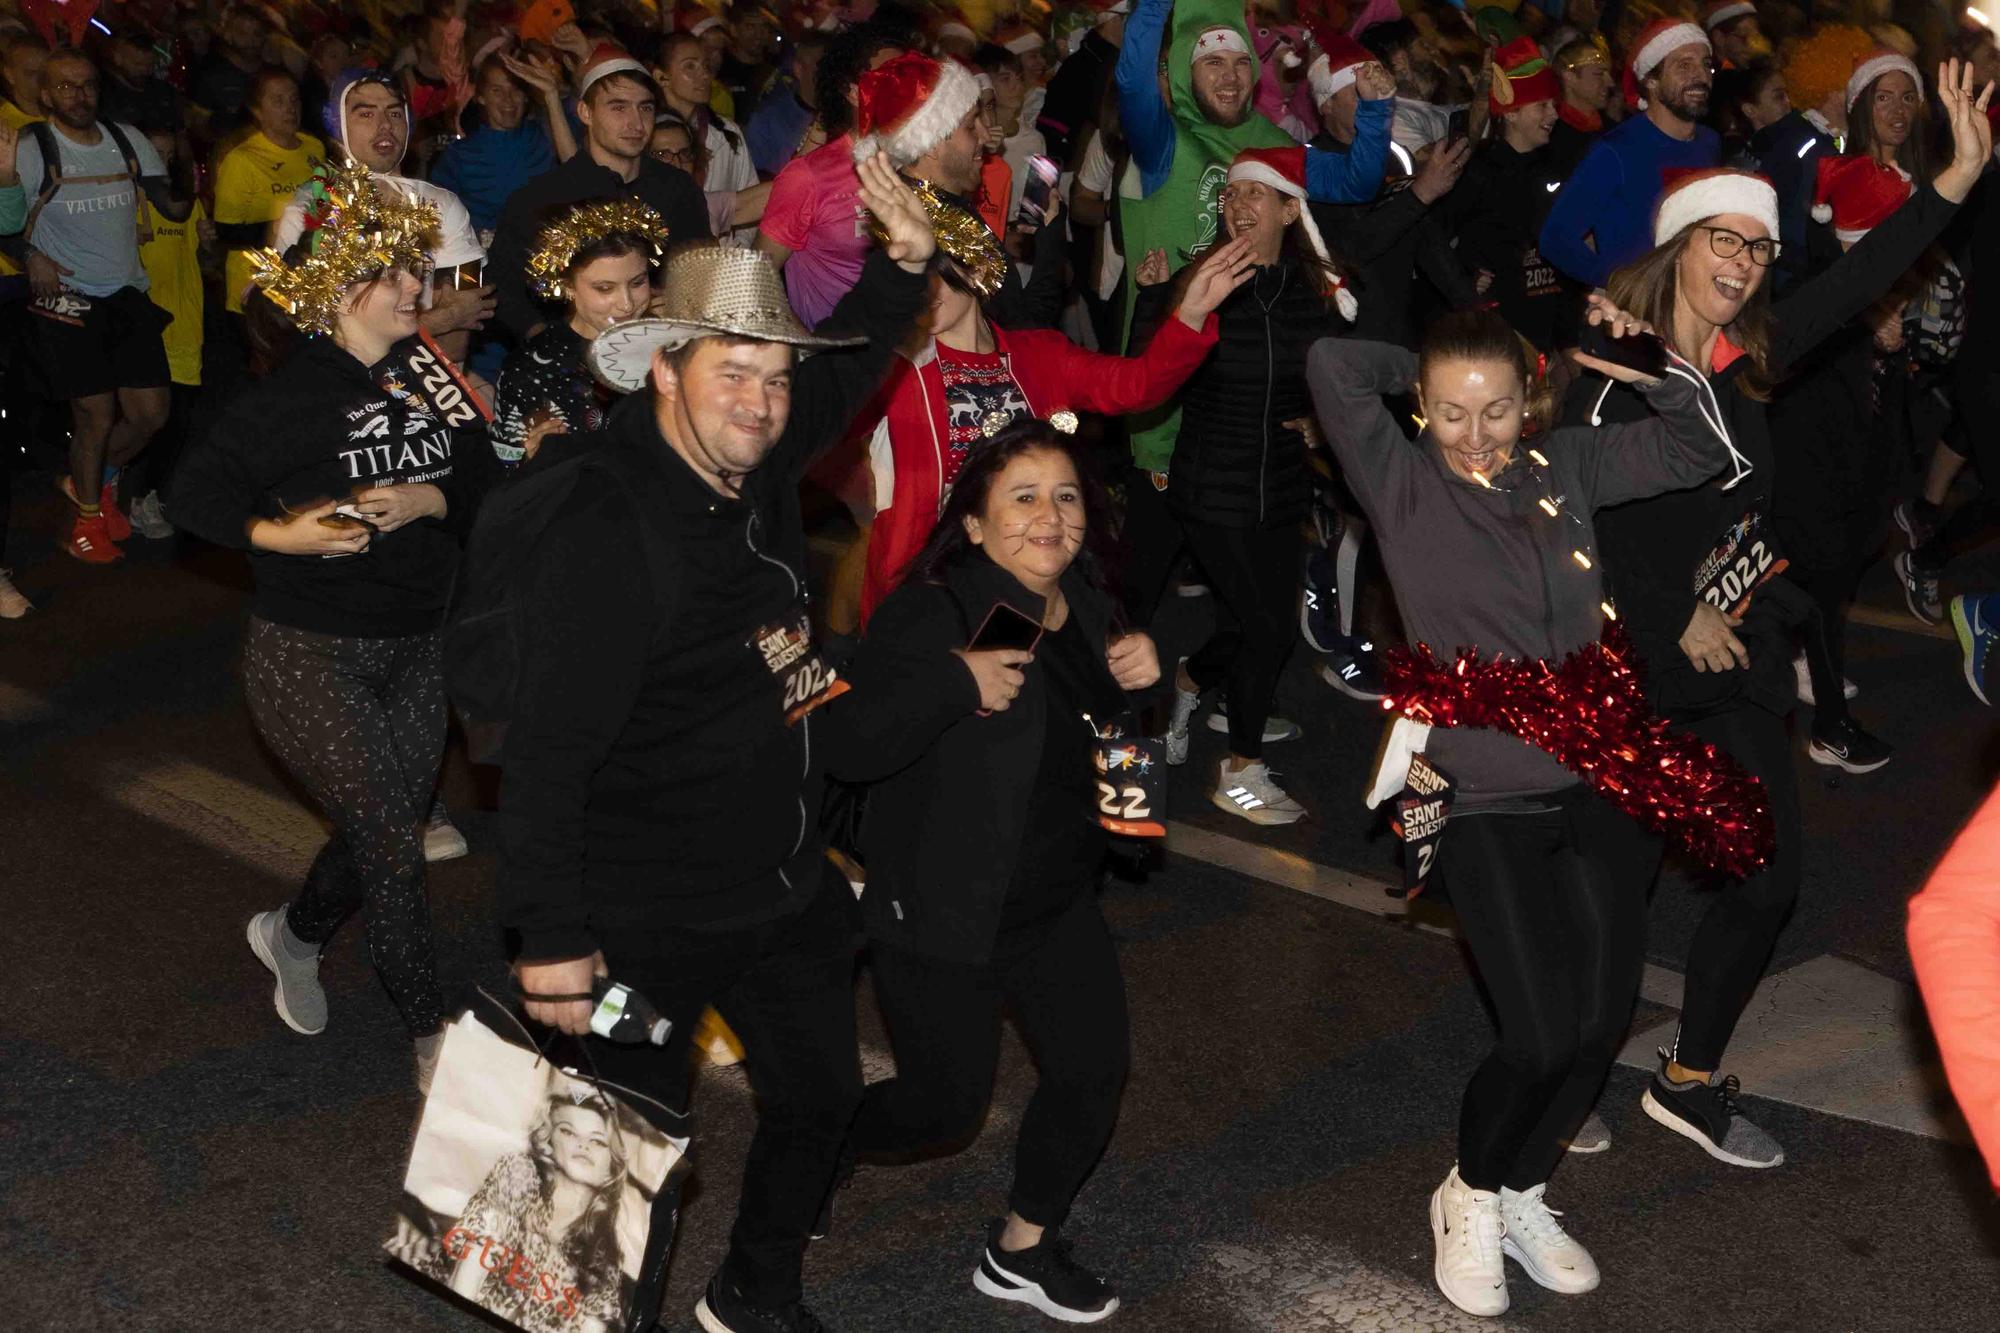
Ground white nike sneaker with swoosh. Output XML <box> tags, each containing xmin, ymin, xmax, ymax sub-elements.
<box><xmin>1431</xmin><ymin>1166</ymin><xmax>1508</xmax><ymax>1317</ymax></box>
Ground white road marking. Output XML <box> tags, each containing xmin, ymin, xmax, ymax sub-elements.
<box><xmin>1170</xmin><ymin>819</ymin><xmax>1962</xmax><ymax>1142</ymax></box>
<box><xmin>1195</xmin><ymin>1236</ymin><xmax>1521</xmax><ymax>1331</ymax></box>
<box><xmin>104</xmin><ymin>760</ymin><xmax>326</xmax><ymax>879</ymax></box>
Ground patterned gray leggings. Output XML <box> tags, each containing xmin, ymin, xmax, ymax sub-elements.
<box><xmin>243</xmin><ymin>617</ymin><xmax>448</xmax><ymax>1036</ymax></box>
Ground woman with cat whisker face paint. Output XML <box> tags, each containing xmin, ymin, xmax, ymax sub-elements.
<box><xmin>822</xmin><ymin>420</ymin><xmax>1160</xmax><ymax>1325</ymax></box>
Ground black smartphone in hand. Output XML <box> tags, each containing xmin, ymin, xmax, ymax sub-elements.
<box><xmin>969</xmin><ymin>601</ymin><xmax>1045</xmax><ymax>653</ymax></box>
<box><xmin>1577</xmin><ymin>318</ymin><xmax>1668</xmax><ymax>380</ymax></box>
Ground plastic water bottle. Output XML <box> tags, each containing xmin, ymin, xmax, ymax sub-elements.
<box><xmin>587</xmin><ymin>980</ymin><xmax>672</xmax><ymax>1046</ymax></box>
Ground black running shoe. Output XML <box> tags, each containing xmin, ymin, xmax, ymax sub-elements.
<box><xmin>1639</xmin><ymin>1052</ymin><xmax>1784</xmax><ymax>1169</ymax></box>
<box><xmin>694</xmin><ymin>1272</ymin><xmax>830</xmax><ymax>1333</ymax></box>
<box><xmin>972</xmin><ymin>1221</ymin><xmax>1120</xmax><ymax>1323</ymax></box>
<box><xmin>1300</xmin><ymin>544</ymin><xmax>1342</xmax><ymax>653</ymax></box>
<box><xmin>1893</xmin><ymin>550</ymin><xmax>1944</xmax><ymax>626</ymax></box>
<box><xmin>1807</xmin><ymin>716</ymin><xmax>1893</xmax><ymax>774</ymax></box>
<box><xmin>1317</xmin><ymin>638</ymin><xmax>1385</xmax><ymax>702</ymax></box>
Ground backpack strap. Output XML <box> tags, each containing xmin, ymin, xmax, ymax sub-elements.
<box><xmin>21</xmin><ymin>120</ymin><xmax>146</xmax><ymax>248</ymax></box>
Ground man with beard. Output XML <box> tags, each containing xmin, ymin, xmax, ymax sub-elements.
<box><xmin>1539</xmin><ymin>19</ymin><xmax>1719</xmax><ymax>288</ymax></box>
<box><xmin>0</xmin><ymin>49</ymin><xmax>187</xmax><ymax>564</ymax></box>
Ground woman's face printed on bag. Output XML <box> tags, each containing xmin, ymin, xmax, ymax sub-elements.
<box><xmin>1420</xmin><ymin>357</ymin><xmax>1525</xmax><ymax>482</ymax></box>
<box><xmin>1677</xmin><ymin>211</ymin><xmax>1768</xmax><ymax>326</ymax></box>
<box><xmin>568</xmin><ymin>249</ymin><xmax>652</xmax><ymax>338</ymax></box>
<box><xmin>964</xmin><ymin>446</ymin><xmax>1086</xmax><ymax>587</ymax></box>
<box><xmin>549</xmin><ymin>1104</ymin><xmax>616</xmax><ymax>1188</ymax></box>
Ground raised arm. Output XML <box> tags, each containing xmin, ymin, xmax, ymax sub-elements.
<box><xmin>1304</xmin><ymin>81</ymin><xmax>1393</xmax><ymax>204</ymax></box>
<box><xmin>1305</xmin><ymin>335</ymin><xmax>1423</xmax><ymax>521</ymax></box>
<box><xmin>1113</xmin><ymin>0</ymin><xmax>1176</xmax><ymax>191</ymax></box>
<box><xmin>1560</xmin><ymin>296</ymin><xmax>1731</xmax><ymax>508</ymax></box>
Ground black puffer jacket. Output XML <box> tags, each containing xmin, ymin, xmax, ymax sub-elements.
<box><xmin>1133</xmin><ymin>256</ymin><xmax>1344</xmax><ymax>529</ymax></box>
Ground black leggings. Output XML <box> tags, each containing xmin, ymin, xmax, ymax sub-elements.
<box><xmin>1657</xmin><ymin>705</ymin><xmax>1802</xmax><ymax>1071</ymax></box>
<box><xmin>851</xmin><ymin>897</ymin><xmax>1131</xmax><ymax>1229</ymax></box>
<box><xmin>1440</xmin><ymin>793</ymin><xmax>1652</xmax><ymax>1193</ymax></box>
<box><xmin>1181</xmin><ymin>520</ymin><xmax>1302</xmax><ymax>760</ymax></box>
<box><xmin>1120</xmin><ymin>465</ymin><xmax>1185</xmax><ymax>629</ymax></box>
<box><xmin>242</xmin><ymin>617</ymin><xmax>448</xmax><ymax>1036</ymax></box>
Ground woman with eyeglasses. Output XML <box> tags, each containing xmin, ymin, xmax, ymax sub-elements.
<box><xmin>1557</xmin><ymin>60</ymin><xmax>1992</xmax><ymax>1177</ymax></box>
<box><xmin>650</xmin><ymin>107</ymin><xmax>771</xmax><ymax>240</ymax></box>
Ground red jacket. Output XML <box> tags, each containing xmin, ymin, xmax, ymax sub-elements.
<box><xmin>860</xmin><ymin>313</ymin><xmax>1218</xmax><ymax>625</ymax></box>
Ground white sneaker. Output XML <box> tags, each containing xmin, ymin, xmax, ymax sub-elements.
<box><xmin>1211</xmin><ymin>759</ymin><xmax>1305</xmax><ymax>826</ymax></box>
<box><xmin>1791</xmin><ymin>652</ymin><xmax>1857</xmax><ymax>706</ymax></box>
<box><xmin>129</xmin><ymin>490</ymin><xmax>175</xmax><ymax>539</ymax></box>
<box><xmin>1164</xmin><ymin>661</ymin><xmax>1201</xmax><ymax>766</ymax></box>
<box><xmin>1498</xmin><ymin>1182</ymin><xmax>1600</xmax><ymax>1294</ymax></box>
<box><xmin>423</xmin><ymin>809</ymin><xmax>469</xmax><ymax>862</ymax></box>
<box><xmin>1430</xmin><ymin>1166</ymin><xmax>1508</xmax><ymax>1317</ymax></box>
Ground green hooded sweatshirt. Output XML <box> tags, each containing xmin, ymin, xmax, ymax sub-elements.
<box><xmin>1116</xmin><ymin>0</ymin><xmax>1292</xmax><ymax>472</ymax></box>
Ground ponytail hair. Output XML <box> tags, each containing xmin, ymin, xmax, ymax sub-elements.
<box><xmin>1417</xmin><ymin>307</ymin><xmax>1554</xmax><ymax>435</ymax></box>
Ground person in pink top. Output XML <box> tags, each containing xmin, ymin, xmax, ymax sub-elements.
<box><xmin>1910</xmin><ymin>778</ymin><xmax>2000</xmax><ymax>1190</ymax></box>
<box><xmin>757</xmin><ymin>23</ymin><xmax>907</xmax><ymax>326</ymax></box>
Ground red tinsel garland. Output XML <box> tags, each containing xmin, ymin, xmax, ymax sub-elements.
<box><xmin>1380</xmin><ymin>627</ymin><xmax>1774</xmax><ymax>879</ymax></box>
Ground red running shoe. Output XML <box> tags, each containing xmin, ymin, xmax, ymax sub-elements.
<box><xmin>99</xmin><ymin>483</ymin><xmax>132</xmax><ymax>541</ymax></box>
<box><xmin>65</xmin><ymin>511</ymin><xmax>125</xmax><ymax>564</ymax></box>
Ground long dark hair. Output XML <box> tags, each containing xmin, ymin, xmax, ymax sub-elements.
<box><xmin>1846</xmin><ymin>70</ymin><xmax>1934</xmax><ymax>179</ymax></box>
<box><xmin>526</xmin><ymin>1092</ymin><xmax>627</xmax><ymax>1303</ymax></box>
<box><xmin>903</xmin><ymin>419</ymin><xmax>1115</xmax><ymax>596</ymax></box>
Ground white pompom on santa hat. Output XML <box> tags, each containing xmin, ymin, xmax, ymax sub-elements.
<box><xmin>850</xmin><ymin>51</ymin><xmax>983</xmax><ymax>168</ymax></box>
<box><xmin>1652</xmin><ymin>167</ymin><xmax>1780</xmax><ymax>246</ymax></box>
<box><xmin>1227</xmin><ymin>146</ymin><xmax>1358</xmax><ymax>320</ymax></box>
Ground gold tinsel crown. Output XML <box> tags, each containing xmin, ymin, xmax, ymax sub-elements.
<box><xmin>526</xmin><ymin>199</ymin><xmax>673</xmax><ymax>302</ymax></box>
<box><xmin>247</xmin><ymin>159</ymin><xmax>441</xmax><ymax>336</ymax></box>
<box><xmin>874</xmin><ymin>178</ymin><xmax>1007</xmax><ymax>298</ymax></box>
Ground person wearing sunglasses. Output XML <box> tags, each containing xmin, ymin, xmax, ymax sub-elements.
<box><xmin>1556</xmin><ymin>60</ymin><xmax>1993</xmax><ymax>1178</ymax></box>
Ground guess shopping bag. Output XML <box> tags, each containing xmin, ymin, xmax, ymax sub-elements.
<box><xmin>383</xmin><ymin>997</ymin><xmax>689</xmax><ymax>1333</ymax></box>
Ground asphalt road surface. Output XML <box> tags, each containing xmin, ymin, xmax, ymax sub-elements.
<box><xmin>5</xmin><ymin>478</ymin><xmax>2000</xmax><ymax>1332</ymax></box>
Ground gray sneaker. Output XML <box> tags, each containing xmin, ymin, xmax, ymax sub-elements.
<box><xmin>1164</xmin><ymin>661</ymin><xmax>1202</xmax><ymax>766</ymax></box>
<box><xmin>129</xmin><ymin>490</ymin><xmax>174</xmax><ymax>540</ymax></box>
<box><xmin>1640</xmin><ymin>1055</ymin><xmax>1785</xmax><ymax>1168</ymax></box>
<box><xmin>1563</xmin><ymin>1111</ymin><xmax>1611</xmax><ymax>1154</ymax></box>
<box><xmin>246</xmin><ymin>909</ymin><xmax>328</xmax><ymax>1035</ymax></box>
<box><xmin>423</xmin><ymin>807</ymin><xmax>469</xmax><ymax>862</ymax></box>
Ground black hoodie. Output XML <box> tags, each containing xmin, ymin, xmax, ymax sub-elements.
<box><xmin>170</xmin><ymin>334</ymin><xmax>497</xmax><ymax>637</ymax></box>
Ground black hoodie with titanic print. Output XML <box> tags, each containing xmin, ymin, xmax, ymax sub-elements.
<box><xmin>171</xmin><ymin>333</ymin><xmax>498</xmax><ymax>638</ymax></box>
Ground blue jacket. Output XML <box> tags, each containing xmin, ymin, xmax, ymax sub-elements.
<box><xmin>432</xmin><ymin>122</ymin><xmax>559</xmax><ymax>236</ymax></box>
<box><xmin>1539</xmin><ymin>113</ymin><xmax>1720</xmax><ymax>287</ymax></box>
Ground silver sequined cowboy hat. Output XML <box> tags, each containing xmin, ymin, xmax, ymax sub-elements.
<box><xmin>588</xmin><ymin>244</ymin><xmax>864</xmax><ymax>392</ymax></box>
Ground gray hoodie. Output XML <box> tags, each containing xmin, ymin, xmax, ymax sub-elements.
<box><xmin>1308</xmin><ymin>337</ymin><xmax>1731</xmax><ymax>806</ymax></box>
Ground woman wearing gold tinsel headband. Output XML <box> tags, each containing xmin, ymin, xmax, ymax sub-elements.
<box><xmin>167</xmin><ymin>162</ymin><xmax>501</xmax><ymax>1096</ymax></box>
<box><xmin>493</xmin><ymin>199</ymin><xmax>671</xmax><ymax>466</ymax></box>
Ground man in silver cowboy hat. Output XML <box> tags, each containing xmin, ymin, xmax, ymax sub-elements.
<box><xmin>497</xmin><ymin>154</ymin><xmax>949</xmax><ymax>1333</ymax></box>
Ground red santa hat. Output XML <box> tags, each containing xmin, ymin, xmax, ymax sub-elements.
<box><xmin>1701</xmin><ymin>0</ymin><xmax>1758</xmax><ymax>32</ymax></box>
<box><xmin>1623</xmin><ymin>19</ymin><xmax>1709</xmax><ymax>110</ymax></box>
<box><xmin>1845</xmin><ymin>48</ymin><xmax>1922</xmax><ymax>113</ymax></box>
<box><xmin>1653</xmin><ymin>167</ymin><xmax>1780</xmax><ymax>245</ymax></box>
<box><xmin>578</xmin><ymin>44</ymin><xmax>652</xmax><ymax>99</ymax></box>
<box><xmin>1227</xmin><ymin>146</ymin><xmax>1358</xmax><ymax>321</ymax></box>
<box><xmin>1812</xmin><ymin>154</ymin><xmax>1912</xmax><ymax>243</ymax></box>
<box><xmin>1306</xmin><ymin>28</ymin><xmax>1374</xmax><ymax>106</ymax></box>
<box><xmin>1488</xmin><ymin>37</ymin><xmax>1557</xmax><ymax>119</ymax></box>
<box><xmin>851</xmin><ymin>52</ymin><xmax>983</xmax><ymax>167</ymax></box>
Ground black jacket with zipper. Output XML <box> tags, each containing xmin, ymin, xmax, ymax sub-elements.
<box><xmin>495</xmin><ymin>250</ymin><xmax>926</xmax><ymax>962</ymax></box>
<box><xmin>1133</xmin><ymin>257</ymin><xmax>1342</xmax><ymax>529</ymax></box>
<box><xmin>1562</xmin><ymin>183</ymin><xmax>1960</xmax><ymax>720</ymax></box>
<box><xmin>829</xmin><ymin>555</ymin><xmax>1129</xmax><ymax>964</ymax></box>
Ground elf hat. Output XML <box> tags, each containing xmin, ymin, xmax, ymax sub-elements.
<box><xmin>1653</xmin><ymin>167</ymin><xmax>1779</xmax><ymax>245</ymax></box>
<box><xmin>1306</xmin><ymin>28</ymin><xmax>1374</xmax><ymax>106</ymax></box>
<box><xmin>1812</xmin><ymin>154</ymin><xmax>1912</xmax><ymax>243</ymax></box>
<box><xmin>1702</xmin><ymin>0</ymin><xmax>1757</xmax><ymax>32</ymax></box>
<box><xmin>1489</xmin><ymin>37</ymin><xmax>1557</xmax><ymax>118</ymax></box>
<box><xmin>1623</xmin><ymin>19</ymin><xmax>1708</xmax><ymax>110</ymax></box>
<box><xmin>851</xmin><ymin>52</ymin><xmax>983</xmax><ymax>167</ymax></box>
<box><xmin>1227</xmin><ymin>146</ymin><xmax>1358</xmax><ymax>320</ymax></box>
<box><xmin>578</xmin><ymin>44</ymin><xmax>652</xmax><ymax>99</ymax></box>
<box><xmin>1845</xmin><ymin>48</ymin><xmax>1921</xmax><ymax>113</ymax></box>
